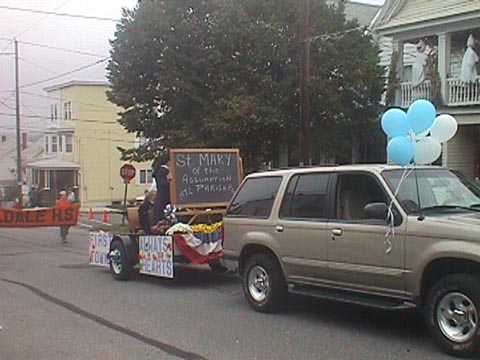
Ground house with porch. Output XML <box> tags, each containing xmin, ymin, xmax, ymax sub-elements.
<box><xmin>374</xmin><ymin>0</ymin><xmax>480</xmax><ymax>178</ymax></box>
<box><xmin>27</xmin><ymin>81</ymin><xmax>153</xmax><ymax>206</ymax></box>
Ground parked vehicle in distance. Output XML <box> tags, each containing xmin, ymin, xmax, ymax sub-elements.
<box><xmin>221</xmin><ymin>164</ymin><xmax>480</xmax><ymax>358</ymax></box>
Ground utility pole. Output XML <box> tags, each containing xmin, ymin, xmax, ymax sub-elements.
<box><xmin>299</xmin><ymin>0</ymin><xmax>311</xmax><ymax>166</ymax></box>
<box><xmin>15</xmin><ymin>39</ymin><xmax>23</xmax><ymax>205</ymax></box>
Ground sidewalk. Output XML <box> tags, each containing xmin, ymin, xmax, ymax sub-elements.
<box><xmin>79</xmin><ymin>207</ymin><xmax>124</xmax><ymax>214</ymax></box>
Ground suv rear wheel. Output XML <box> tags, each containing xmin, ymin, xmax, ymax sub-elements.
<box><xmin>242</xmin><ymin>253</ymin><xmax>287</xmax><ymax>313</ymax></box>
<box><xmin>425</xmin><ymin>274</ymin><xmax>480</xmax><ymax>358</ymax></box>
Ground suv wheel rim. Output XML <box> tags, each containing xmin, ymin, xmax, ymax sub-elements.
<box><xmin>437</xmin><ymin>292</ymin><xmax>478</xmax><ymax>343</ymax></box>
<box><xmin>248</xmin><ymin>265</ymin><xmax>270</xmax><ymax>302</ymax></box>
<box><xmin>110</xmin><ymin>248</ymin><xmax>122</xmax><ymax>274</ymax></box>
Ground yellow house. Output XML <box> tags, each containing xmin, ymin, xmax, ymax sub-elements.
<box><xmin>27</xmin><ymin>81</ymin><xmax>153</xmax><ymax>206</ymax></box>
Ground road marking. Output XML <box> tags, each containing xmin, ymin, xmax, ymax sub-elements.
<box><xmin>77</xmin><ymin>222</ymin><xmax>92</xmax><ymax>229</ymax></box>
<box><xmin>1</xmin><ymin>278</ymin><xmax>208</xmax><ymax>360</ymax></box>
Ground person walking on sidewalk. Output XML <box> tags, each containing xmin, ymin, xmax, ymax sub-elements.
<box><xmin>56</xmin><ymin>190</ymin><xmax>72</xmax><ymax>243</ymax></box>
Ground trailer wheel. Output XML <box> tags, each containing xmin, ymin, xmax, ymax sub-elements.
<box><xmin>109</xmin><ymin>240</ymin><xmax>132</xmax><ymax>281</ymax></box>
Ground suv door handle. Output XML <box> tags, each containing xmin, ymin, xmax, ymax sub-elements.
<box><xmin>275</xmin><ymin>225</ymin><xmax>284</xmax><ymax>232</ymax></box>
<box><xmin>331</xmin><ymin>228</ymin><xmax>343</xmax><ymax>237</ymax></box>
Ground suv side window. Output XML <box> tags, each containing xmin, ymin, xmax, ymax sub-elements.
<box><xmin>226</xmin><ymin>176</ymin><xmax>282</xmax><ymax>218</ymax></box>
<box><xmin>280</xmin><ymin>173</ymin><xmax>330</xmax><ymax>219</ymax></box>
<box><xmin>336</xmin><ymin>173</ymin><xmax>388</xmax><ymax>221</ymax></box>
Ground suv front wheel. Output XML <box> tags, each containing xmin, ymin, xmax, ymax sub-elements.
<box><xmin>242</xmin><ymin>253</ymin><xmax>288</xmax><ymax>313</ymax></box>
<box><xmin>425</xmin><ymin>274</ymin><xmax>480</xmax><ymax>358</ymax></box>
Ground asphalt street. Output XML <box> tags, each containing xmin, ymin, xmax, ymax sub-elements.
<box><xmin>0</xmin><ymin>225</ymin><xmax>457</xmax><ymax>360</ymax></box>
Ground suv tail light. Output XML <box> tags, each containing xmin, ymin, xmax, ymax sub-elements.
<box><xmin>221</xmin><ymin>224</ymin><xmax>225</xmax><ymax>246</ymax></box>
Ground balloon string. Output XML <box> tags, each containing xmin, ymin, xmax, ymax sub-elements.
<box><xmin>385</xmin><ymin>167</ymin><xmax>413</xmax><ymax>254</ymax></box>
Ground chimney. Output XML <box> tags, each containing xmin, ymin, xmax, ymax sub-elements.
<box><xmin>22</xmin><ymin>132</ymin><xmax>27</xmax><ymax>150</ymax></box>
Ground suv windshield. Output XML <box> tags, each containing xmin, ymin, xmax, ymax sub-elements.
<box><xmin>383</xmin><ymin>168</ymin><xmax>480</xmax><ymax>214</ymax></box>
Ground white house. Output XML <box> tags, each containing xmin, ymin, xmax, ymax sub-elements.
<box><xmin>374</xmin><ymin>0</ymin><xmax>480</xmax><ymax>177</ymax></box>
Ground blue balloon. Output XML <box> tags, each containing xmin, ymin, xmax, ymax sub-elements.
<box><xmin>407</xmin><ymin>99</ymin><xmax>436</xmax><ymax>134</ymax></box>
<box><xmin>387</xmin><ymin>136</ymin><xmax>414</xmax><ymax>166</ymax></box>
<box><xmin>381</xmin><ymin>108</ymin><xmax>409</xmax><ymax>137</ymax></box>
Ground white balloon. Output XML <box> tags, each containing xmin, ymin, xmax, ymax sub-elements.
<box><xmin>430</xmin><ymin>114</ymin><xmax>458</xmax><ymax>142</ymax></box>
<box><xmin>414</xmin><ymin>136</ymin><xmax>442</xmax><ymax>165</ymax></box>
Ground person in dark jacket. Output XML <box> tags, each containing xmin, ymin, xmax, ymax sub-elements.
<box><xmin>152</xmin><ymin>151</ymin><xmax>172</xmax><ymax>224</ymax></box>
<box><xmin>29</xmin><ymin>185</ymin><xmax>39</xmax><ymax>207</ymax></box>
<box><xmin>138</xmin><ymin>190</ymin><xmax>154</xmax><ymax>235</ymax></box>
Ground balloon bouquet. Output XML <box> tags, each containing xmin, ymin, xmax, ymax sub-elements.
<box><xmin>381</xmin><ymin>99</ymin><xmax>458</xmax><ymax>166</ymax></box>
<box><xmin>381</xmin><ymin>99</ymin><xmax>458</xmax><ymax>252</ymax></box>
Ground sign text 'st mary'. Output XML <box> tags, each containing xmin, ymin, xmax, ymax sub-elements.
<box><xmin>170</xmin><ymin>149</ymin><xmax>241</xmax><ymax>207</ymax></box>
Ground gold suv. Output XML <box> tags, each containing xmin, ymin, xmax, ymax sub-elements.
<box><xmin>222</xmin><ymin>165</ymin><xmax>480</xmax><ymax>358</ymax></box>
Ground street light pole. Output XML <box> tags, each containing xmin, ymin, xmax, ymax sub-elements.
<box><xmin>299</xmin><ymin>0</ymin><xmax>311</xmax><ymax>166</ymax></box>
<box><xmin>15</xmin><ymin>39</ymin><xmax>23</xmax><ymax>205</ymax></box>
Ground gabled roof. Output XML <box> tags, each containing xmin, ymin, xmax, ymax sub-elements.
<box><xmin>375</xmin><ymin>0</ymin><xmax>480</xmax><ymax>34</ymax></box>
<box><xmin>344</xmin><ymin>1</ymin><xmax>382</xmax><ymax>27</ymax></box>
<box><xmin>327</xmin><ymin>0</ymin><xmax>382</xmax><ymax>27</ymax></box>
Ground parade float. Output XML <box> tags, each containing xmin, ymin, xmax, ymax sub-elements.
<box><xmin>89</xmin><ymin>148</ymin><xmax>242</xmax><ymax>280</ymax></box>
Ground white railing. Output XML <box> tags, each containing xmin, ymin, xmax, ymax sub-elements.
<box><xmin>447</xmin><ymin>77</ymin><xmax>480</xmax><ymax>106</ymax></box>
<box><xmin>400</xmin><ymin>81</ymin><xmax>432</xmax><ymax>108</ymax></box>
<box><xmin>399</xmin><ymin>78</ymin><xmax>480</xmax><ymax>108</ymax></box>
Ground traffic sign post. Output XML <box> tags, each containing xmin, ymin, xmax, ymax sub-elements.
<box><xmin>120</xmin><ymin>164</ymin><xmax>136</xmax><ymax>183</ymax></box>
<box><xmin>120</xmin><ymin>164</ymin><xmax>136</xmax><ymax>225</ymax></box>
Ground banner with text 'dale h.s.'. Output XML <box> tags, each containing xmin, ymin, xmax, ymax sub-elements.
<box><xmin>170</xmin><ymin>148</ymin><xmax>242</xmax><ymax>207</ymax></box>
<box><xmin>0</xmin><ymin>205</ymin><xmax>80</xmax><ymax>228</ymax></box>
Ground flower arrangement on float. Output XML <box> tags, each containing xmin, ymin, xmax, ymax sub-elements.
<box><xmin>160</xmin><ymin>205</ymin><xmax>224</xmax><ymax>264</ymax></box>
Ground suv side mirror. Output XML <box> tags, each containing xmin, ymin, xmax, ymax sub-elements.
<box><xmin>364</xmin><ymin>202</ymin><xmax>403</xmax><ymax>226</ymax></box>
<box><xmin>364</xmin><ymin>202</ymin><xmax>388</xmax><ymax>221</ymax></box>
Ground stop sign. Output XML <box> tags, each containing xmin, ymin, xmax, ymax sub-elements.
<box><xmin>120</xmin><ymin>164</ymin><xmax>136</xmax><ymax>183</ymax></box>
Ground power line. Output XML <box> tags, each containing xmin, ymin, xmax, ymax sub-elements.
<box><xmin>0</xmin><ymin>126</ymin><xmax>138</xmax><ymax>144</ymax></box>
<box><xmin>15</xmin><ymin>0</ymin><xmax>72</xmax><ymax>39</ymax></box>
<box><xmin>22</xmin><ymin>103</ymin><xmax>43</xmax><ymax>117</ymax></box>
<box><xmin>20</xmin><ymin>57</ymin><xmax>59</xmax><ymax>75</ymax></box>
<box><xmin>0</xmin><ymin>37</ymin><xmax>105</xmax><ymax>57</ymax></box>
<box><xmin>0</xmin><ymin>111</ymin><xmax>119</xmax><ymax>124</ymax></box>
<box><xmin>20</xmin><ymin>91</ymin><xmax>116</xmax><ymax>111</ymax></box>
<box><xmin>0</xmin><ymin>99</ymin><xmax>16</xmax><ymax>110</ymax></box>
<box><xmin>0</xmin><ymin>126</ymin><xmax>46</xmax><ymax>133</ymax></box>
<box><xmin>0</xmin><ymin>40</ymin><xmax>12</xmax><ymax>55</ymax></box>
<box><xmin>0</xmin><ymin>57</ymin><xmax>108</xmax><ymax>103</ymax></box>
<box><xmin>307</xmin><ymin>25</ymin><xmax>368</xmax><ymax>43</ymax></box>
<box><xmin>19</xmin><ymin>40</ymin><xmax>106</xmax><ymax>58</ymax></box>
<box><xmin>20</xmin><ymin>57</ymin><xmax>108</xmax><ymax>89</ymax></box>
<box><xmin>0</xmin><ymin>97</ymin><xmax>53</xmax><ymax>110</ymax></box>
<box><xmin>0</xmin><ymin>5</ymin><xmax>118</xmax><ymax>22</ymax></box>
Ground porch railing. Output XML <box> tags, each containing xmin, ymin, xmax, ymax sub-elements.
<box><xmin>399</xmin><ymin>77</ymin><xmax>480</xmax><ymax>108</ymax></box>
<box><xmin>400</xmin><ymin>81</ymin><xmax>432</xmax><ymax>108</ymax></box>
<box><xmin>447</xmin><ymin>77</ymin><xmax>480</xmax><ymax>106</ymax></box>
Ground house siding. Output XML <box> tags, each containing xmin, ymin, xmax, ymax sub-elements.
<box><xmin>43</xmin><ymin>83</ymin><xmax>153</xmax><ymax>206</ymax></box>
<box><xmin>379</xmin><ymin>0</ymin><xmax>479</xmax><ymax>30</ymax></box>
<box><xmin>445</xmin><ymin>124</ymin><xmax>477</xmax><ymax>177</ymax></box>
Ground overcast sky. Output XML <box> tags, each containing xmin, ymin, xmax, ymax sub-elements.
<box><xmin>0</xmin><ymin>0</ymin><xmax>384</xmax><ymax>136</ymax></box>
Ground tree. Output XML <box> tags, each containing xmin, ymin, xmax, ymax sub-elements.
<box><xmin>107</xmin><ymin>0</ymin><xmax>384</xmax><ymax>169</ymax></box>
<box><xmin>107</xmin><ymin>1</ymin><xmax>224</xmax><ymax>161</ymax></box>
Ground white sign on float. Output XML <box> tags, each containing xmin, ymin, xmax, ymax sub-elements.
<box><xmin>89</xmin><ymin>232</ymin><xmax>113</xmax><ymax>267</ymax></box>
<box><xmin>139</xmin><ymin>235</ymin><xmax>174</xmax><ymax>278</ymax></box>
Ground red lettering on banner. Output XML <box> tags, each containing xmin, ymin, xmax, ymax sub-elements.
<box><xmin>0</xmin><ymin>205</ymin><xmax>80</xmax><ymax>228</ymax></box>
